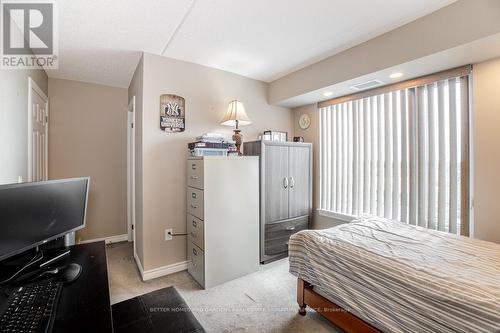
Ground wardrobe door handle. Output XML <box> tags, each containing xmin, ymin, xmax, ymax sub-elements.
<box><xmin>283</xmin><ymin>177</ymin><xmax>288</xmax><ymax>189</ymax></box>
<box><xmin>290</xmin><ymin>177</ymin><xmax>295</xmax><ymax>189</ymax></box>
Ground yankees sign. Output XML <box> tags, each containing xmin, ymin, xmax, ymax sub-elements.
<box><xmin>160</xmin><ymin>94</ymin><xmax>185</xmax><ymax>133</ymax></box>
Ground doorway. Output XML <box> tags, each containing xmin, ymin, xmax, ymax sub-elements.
<box><xmin>28</xmin><ymin>77</ymin><xmax>49</xmax><ymax>182</ymax></box>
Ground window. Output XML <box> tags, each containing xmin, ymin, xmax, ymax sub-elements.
<box><xmin>319</xmin><ymin>66</ymin><xmax>471</xmax><ymax>236</ymax></box>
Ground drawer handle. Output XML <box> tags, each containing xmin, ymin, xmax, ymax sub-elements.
<box><xmin>286</xmin><ymin>226</ymin><xmax>295</xmax><ymax>231</ymax></box>
<box><xmin>193</xmin><ymin>248</ymin><xmax>197</xmax><ymax>255</ymax></box>
<box><xmin>192</xmin><ymin>220</ymin><xmax>197</xmax><ymax>227</ymax></box>
<box><xmin>190</xmin><ymin>176</ymin><xmax>199</xmax><ymax>180</ymax></box>
<box><xmin>191</xmin><ymin>193</ymin><xmax>197</xmax><ymax>199</ymax></box>
<box><xmin>190</xmin><ymin>231</ymin><xmax>196</xmax><ymax>237</ymax></box>
<box><xmin>192</xmin><ymin>164</ymin><xmax>197</xmax><ymax>170</ymax></box>
<box><xmin>190</xmin><ymin>204</ymin><xmax>198</xmax><ymax>209</ymax></box>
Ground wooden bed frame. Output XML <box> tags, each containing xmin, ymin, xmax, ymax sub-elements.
<box><xmin>297</xmin><ymin>278</ymin><xmax>381</xmax><ymax>333</ymax></box>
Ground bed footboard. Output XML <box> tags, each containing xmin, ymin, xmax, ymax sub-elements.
<box><xmin>296</xmin><ymin>278</ymin><xmax>380</xmax><ymax>333</ymax></box>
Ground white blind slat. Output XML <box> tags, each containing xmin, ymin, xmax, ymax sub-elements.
<box><xmin>408</xmin><ymin>88</ymin><xmax>418</xmax><ymax>225</ymax></box>
<box><xmin>363</xmin><ymin>98</ymin><xmax>371</xmax><ymax>213</ymax></box>
<box><xmin>370</xmin><ymin>96</ymin><xmax>377</xmax><ymax>215</ymax></box>
<box><xmin>400</xmin><ymin>90</ymin><xmax>409</xmax><ymax>223</ymax></box>
<box><xmin>377</xmin><ymin>95</ymin><xmax>384</xmax><ymax>216</ymax></box>
<box><xmin>384</xmin><ymin>93</ymin><xmax>393</xmax><ymax>219</ymax></box>
<box><xmin>417</xmin><ymin>86</ymin><xmax>429</xmax><ymax>228</ymax></box>
<box><xmin>352</xmin><ymin>101</ymin><xmax>359</xmax><ymax>215</ymax></box>
<box><xmin>449</xmin><ymin>79</ymin><xmax>459</xmax><ymax>234</ymax></box>
<box><xmin>437</xmin><ymin>81</ymin><xmax>448</xmax><ymax>232</ymax></box>
<box><xmin>392</xmin><ymin>91</ymin><xmax>400</xmax><ymax>221</ymax></box>
<box><xmin>428</xmin><ymin>83</ymin><xmax>438</xmax><ymax>230</ymax></box>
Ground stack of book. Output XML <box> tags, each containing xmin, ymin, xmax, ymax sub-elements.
<box><xmin>227</xmin><ymin>140</ymin><xmax>238</xmax><ymax>156</ymax></box>
<box><xmin>188</xmin><ymin>133</ymin><xmax>229</xmax><ymax>156</ymax></box>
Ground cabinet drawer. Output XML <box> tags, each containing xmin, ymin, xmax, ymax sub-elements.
<box><xmin>187</xmin><ymin>160</ymin><xmax>204</xmax><ymax>189</ymax></box>
<box><xmin>187</xmin><ymin>241</ymin><xmax>205</xmax><ymax>287</ymax></box>
<box><xmin>187</xmin><ymin>187</ymin><xmax>204</xmax><ymax>220</ymax></box>
<box><xmin>264</xmin><ymin>216</ymin><xmax>308</xmax><ymax>255</ymax></box>
<box><xmin>187</xmin><ymin>214</ymin><xmax>204</xmax><ymax>250</ymax></box>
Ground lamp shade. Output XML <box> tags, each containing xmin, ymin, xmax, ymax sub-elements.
<box><xmin>220</xmin><ymin>100</ymin><xmax>252</xmax><ymax>127</ymax></box>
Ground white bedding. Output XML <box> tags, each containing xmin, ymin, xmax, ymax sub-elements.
<box><xmin>289</xmin><ymin>216</ymin><xmax>500</xmax><ymax>333</ymax></box>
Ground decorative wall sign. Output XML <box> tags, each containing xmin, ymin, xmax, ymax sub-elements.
<box><xmin>160</xmin><ymin>94</ymin><xmax>185</xmax><ymax>132</ymax></box>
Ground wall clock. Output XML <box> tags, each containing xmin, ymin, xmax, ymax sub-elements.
<box><xmin>298</xmin><ymin>114</ymin><xmax>311</xmax><ymax>130</ymax></box>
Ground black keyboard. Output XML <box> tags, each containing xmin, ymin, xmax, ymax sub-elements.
<box><xmin>0</xmin><ymin>281</ymin><xmax>62</xmax><ymax>333</ymax></box>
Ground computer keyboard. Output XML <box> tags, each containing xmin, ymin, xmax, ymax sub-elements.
<box><xmin>0</xmin><ymin>281</ymin><xmax>62</xmax><ymax>333</ymax></box>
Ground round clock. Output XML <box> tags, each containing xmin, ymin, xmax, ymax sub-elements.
<box><xmin>298</xmin><ymin>114</ymin><xmax>311</xmax><ymax>130</ymax></box>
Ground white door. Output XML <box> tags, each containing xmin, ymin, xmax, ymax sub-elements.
<box><xmin>28</xmin><ymin>78</ymin><xmax>48</xmax><ymax>182</ymax></box>
<box><xmin>127</xmin><ymin>97</ymin><xmax>136</xmax><ymax>253</ymax></box>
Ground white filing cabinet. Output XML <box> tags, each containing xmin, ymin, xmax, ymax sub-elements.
<box><xmin>186</xmin><ymin>156</ymin><xmax>259</xmax><ymax>289</ymax></box>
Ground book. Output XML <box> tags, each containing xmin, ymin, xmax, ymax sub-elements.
<box><xmin>188</xmin><ymin>141</ymin><xmax>229</xmax><ymax>150</ymax></box>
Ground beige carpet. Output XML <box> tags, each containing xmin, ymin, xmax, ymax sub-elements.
<box><xmin>106</xmin><ymin>242</ymin><xmax>342</xmax><ymax>333</ymax></box>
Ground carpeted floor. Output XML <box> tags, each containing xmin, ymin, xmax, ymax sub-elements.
<box><xmin>106</xmin><ymin>242</ymin><xmax>342</xmax><ymax>333</ymax></box>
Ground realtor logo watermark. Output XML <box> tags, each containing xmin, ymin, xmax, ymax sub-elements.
<box><xmin>1</xmin><ymin>0</ymin><xmax>58</xmax><ymax>69</ymax></box>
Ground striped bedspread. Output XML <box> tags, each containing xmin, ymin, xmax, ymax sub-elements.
<box><xmin>289</xmin><ymin>217</ymin><xmax>500</xmax><ymax>333</ymax></box>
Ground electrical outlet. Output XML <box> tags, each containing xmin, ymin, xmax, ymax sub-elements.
<box><xmin>165</xmin><ymin>228</ymin><xmax>173</xmax><ymax>241</ymax></box>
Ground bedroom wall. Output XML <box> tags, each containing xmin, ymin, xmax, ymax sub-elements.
<box><xmin>48</xmin><ymin>78</ymin><xmax>128</xmax><ymax>241</ymax></box>
<box><xmin>293</xmin><ymin>104</ymin><xmax>345</xmax><ymax>229</ymax></box>
<box><xmin>293</xmin><ymin>57</ymin><xmax>500</xmax><ymax>244</ymax></box>
<box><xmin>472</xmin><ymin>57</ymin><xmax>500</xmax><ymax>244</ymax></box>
<box><xmin>0</xmin><ymin>68</ymin><xmax>48</xmax><ymax>185</ymax></box>
<box><xmin>136</xmin><ymin>52</ymin><xmax>293</xmax><ymax>271</ymax></box>
<box><xmin>128</xmin><ymin>55</ymin><xmax>145</xmax><ymax>266</ymax></box>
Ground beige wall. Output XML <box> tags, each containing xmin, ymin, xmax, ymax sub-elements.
<box><xmin>128</xmin><ymin>55</ymin><xmax>145</xmax><ymax>265</ymax></box>
<box><xmin>48</xmin><ymin>78</ymin><xmax>128</xmax><ymax>241</ymax></box>
<box><xmin>294</xmin><ymin>57</ymin><xmax>500</xmax><ymax>244</ymax></box>
<box><xmin>137</xmin><ymin>53</ymin><xmax>293</xmax><ymax>270</ymax></box>
<box><xmin>270</xmin><ymin>0</ymin><xmax>500</xmax><ymax>105</ymax></box>
<box><xmin>472</xmin><ymin>57</ymin><xmax>500</xmax><ymax>244</ymax></box>
<box><xmin>293</xmin><ymin>104</ymin><xmax>345</xmax><ymax>230</ymax></box>
<box><xmin>0</xmin><ymin>68</ymin><xmax>48</xmax><ymax>184</ymax></box>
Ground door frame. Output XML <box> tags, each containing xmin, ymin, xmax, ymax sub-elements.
<box><xmin>27</xmin><ymin>77</ymin><xmax>49</xmax><ymax>182</ymax></box>
<box><xmin>127</xmin><ymin>97</ymin><xmax>136</xmax><ymax>252</ymax></box>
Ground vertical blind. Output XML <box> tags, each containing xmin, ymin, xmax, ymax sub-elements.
<box><xmin>319</xmin><ymin>68</ymin><xmax>471</xmax><ymax>236</ymax></box>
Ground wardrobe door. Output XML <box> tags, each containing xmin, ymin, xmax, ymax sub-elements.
<box><xmin>264</xmin><ymin>145</ymin><xmax>289</xmax><ymax>222</ymax></box>
<box><xmin>288</xmin><ymin>146</ymin><xmax>310</xmax><ymax>218</ymax></box>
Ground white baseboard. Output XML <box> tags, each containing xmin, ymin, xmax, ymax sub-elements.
<box><xmin>78</xmin><ymin>233</ymin><xmax>129</xmax><ymax>245</ymax></box>
<box><xmin>133</xmin><ymin>252</ymin><xmax>145</xmax><ymax>278</ymax></box>
<box><xmin>135</xmin><ymin>258</ymin><xmax>188</xmax><ymax>281</ymax></box>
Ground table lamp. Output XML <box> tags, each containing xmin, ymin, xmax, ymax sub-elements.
<box><xmin>220</xmin><ymin>100</ymin><xmax>252</xmax><ymax>155</ymax></box>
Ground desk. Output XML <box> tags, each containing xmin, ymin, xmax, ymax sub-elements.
<box><xmin>0</xmin><ymin>242</ymin><xmax>113</xmax><ymax>332</ymax></box>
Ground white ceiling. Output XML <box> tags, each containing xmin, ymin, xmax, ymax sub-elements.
<box><xmin>47</xmin><ymin>0</ymin><xmax>457</xmax><ymax>88</ymax></box>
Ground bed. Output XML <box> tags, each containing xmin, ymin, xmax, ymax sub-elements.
<box><xmin>289</xmin><ymin>216</ymin><xmax>500</xmax><ymax>333</ymax></box>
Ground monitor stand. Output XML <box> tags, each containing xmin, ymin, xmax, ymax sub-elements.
<box><xmin>1</xmin><ymin>248</ymin><xmax>73</xmax><ymax>285</ymax></box>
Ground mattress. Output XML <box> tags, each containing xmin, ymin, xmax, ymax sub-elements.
<box><xmin>289</xmin><ymin>216</ymin><xmax>500</xmax><ymax>333</ymax></box>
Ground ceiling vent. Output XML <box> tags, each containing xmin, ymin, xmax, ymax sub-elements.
<box><xmin>350</xmin><ymin>79</ymin><xmax>383</xmax><ymax>91</ymax></box>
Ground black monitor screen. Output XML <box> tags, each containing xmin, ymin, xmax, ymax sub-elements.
<box><xmin>0</xmin><ymin>178</ymin><xmax>89</xmax><ymax>261</ymax></box>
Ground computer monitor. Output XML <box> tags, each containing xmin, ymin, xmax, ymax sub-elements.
<box><xmin>0</xmin><ymin>177</ymin><xmax>89</xmax><ymax>262</ymax></box>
